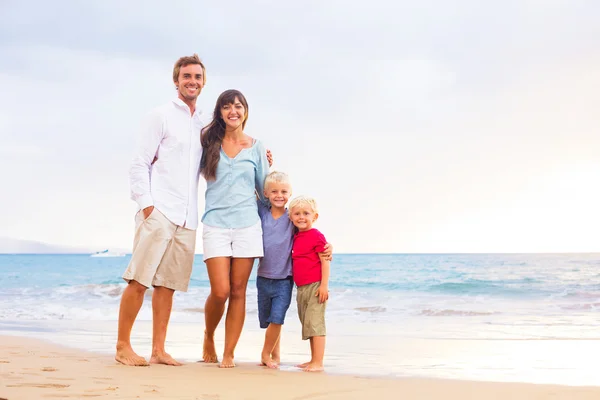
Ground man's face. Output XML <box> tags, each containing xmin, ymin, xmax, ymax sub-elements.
<box><xmin>175</xmin><ymin>64</ymin><xmax>204</xmax><ymax>102</ymax></box>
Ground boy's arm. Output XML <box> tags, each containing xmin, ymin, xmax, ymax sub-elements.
<box><xmin>316</xmin><ymin>255</ymin><xmax>330</xmax><ymax>303</ymax></box>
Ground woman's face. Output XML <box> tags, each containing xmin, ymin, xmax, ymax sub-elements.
<box><xmin>220</xmin><ymin>97</ymin><xmax>246</xmax><ymax>130</ymax></box>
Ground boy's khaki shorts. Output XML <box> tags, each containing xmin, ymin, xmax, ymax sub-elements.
<box><xmin>296</xmin><ymin>281</ymin><xmax>327</xmax><ymax>340</ymax></box>
<box><xmin>122</xmin><ymin>208</ymin><xmax>196</xmax><ymax>292</ymax></box>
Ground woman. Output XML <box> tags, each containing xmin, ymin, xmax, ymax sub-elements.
<box><xmin>200</xmin><ymin>89</ymin><xmax>270</xmax><ymax>368</ymax></box>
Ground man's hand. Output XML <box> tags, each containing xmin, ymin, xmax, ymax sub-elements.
<box><xmin>316</xmin><ymin>284</ymin><xmax>329</xmax><ymax>304</ymax></box>
<box><xmin>142</xmin><ymin>206</ymin><xmax>154</xmax><ymax>219</ymax></box>
<box><xmin>266</xmin><ymin>149</ymin><xmax>273</xmax><ymax>167</ymax></box>
<box><xmin>322</xmin><ymin>243</ymin><xmax>333</xmax><ymax>261</ymax></box>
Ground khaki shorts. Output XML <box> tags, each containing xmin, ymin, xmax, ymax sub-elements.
<box><xmin>122</xmin><ymin>208</ymin><xmax>196</xmax><ymax>292</ymax></box>
<box><xmin>296</xmin><ymin>281</ymin><xmax>327</xmax><ymax>340</ymax></box>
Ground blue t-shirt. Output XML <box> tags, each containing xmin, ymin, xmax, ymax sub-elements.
<box><xmin>202</xmin><ymin>140</ymin><xmax>269</xmax><ymax>229</ymax></box>
<box><xmin>257</xmin><ymin>200</ymin><xmax>294</xmax><ymax>279</ymax></box>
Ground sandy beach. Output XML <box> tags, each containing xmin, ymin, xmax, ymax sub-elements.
<box><xmin>1</xmin><ymin>335</ymin><xmax>599</xmax><ymax>400</ymax></box>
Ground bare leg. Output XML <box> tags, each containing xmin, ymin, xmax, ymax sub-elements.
<box><xmin>296</xmin><ymin>338</ymin><xmax>315</xmax><ymax>368</ymax></box>
<box><xmin>261</xmin><ymin>323</ymin><xmax>281</xmax><ymax>368</ymax></box>
<box><xmin>115</xmin><ymin>281</ymin><xmax>149</xmax><ymax>366</ymax></box>
<box><xmin>271</xmin><ymin>334</ymin><xmax>281</xmax><ymax>364</ymax></box>
<box><xmin>203</xmin><ymin>257</ymin><xmax>231</xmax><ymax>363</ymax></box>
<box><xmin>220</xmin><ymin>257</ymin><xmax>254</xmax><ymax>368</ymax></box>
<box><xmin>149</xmin><ymin>286</ymin><xmax>181</xmax><ymax>366</ymax></box>
<box><xmin>303</xmin><ymin>336</ymin><xmax>325</xmax><ymax>372</ymax></box>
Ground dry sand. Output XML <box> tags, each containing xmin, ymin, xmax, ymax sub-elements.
<box><xmin>1</xmin><ymin>335</ymin><xmax>599</xmax><ymax>400</ymax></box>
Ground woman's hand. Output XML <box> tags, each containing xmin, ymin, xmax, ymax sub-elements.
<box><xmin>266</xmin><ymin>149</ymin><xmax>273</xmax><ymax>167</ymax></box>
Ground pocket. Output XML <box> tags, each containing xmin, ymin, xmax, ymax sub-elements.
<box><xmin>143</xmin><ymin>207</ymin><xmax>157</xmax><ymax>221</ymax></box>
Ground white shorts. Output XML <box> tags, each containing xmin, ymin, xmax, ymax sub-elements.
<box><xmin>202</xmin><ymin>220</ymin><xmax>264</xmax><ymax>261</ymax></box>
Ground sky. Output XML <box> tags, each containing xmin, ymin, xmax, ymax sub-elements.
<box><xmin>1</xmin><ymin>0</ymin><xmax>599</xmax><ymax>253</ymax></box>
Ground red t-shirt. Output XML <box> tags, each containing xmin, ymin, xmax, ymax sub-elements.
<box><xmin>292</xmin><ymin>228</ymin><xmax>327</xmax><ymax>286</ymax></box>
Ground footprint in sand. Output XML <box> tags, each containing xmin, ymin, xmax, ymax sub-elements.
<box><xmin>85</xmin><ymin>386</ymin><xmax>118</xmax><ymax>393</ymax></box>
<box><xmin>42</xmin><ymin>367</ymin><xmax>57</xmax><ymax>372</ymax></box>
<box><xmin>7</xmin><ymin>383</ymin><xmax>70</xmax><ymax>388</ymax></box>
<box><xmin>0</xmin><ymin>360</ymin><xmax>9</xmax><ymax>363</ymax></box>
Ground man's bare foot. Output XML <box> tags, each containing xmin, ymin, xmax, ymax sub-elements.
<box><xmin>219</xmin><ymin>355</ymin><xmax>236</xmax><ymax>368</ymax></box>
<box><xmin>302</xmin><ymin>362</ymin><xmax>324</xmax><ymax>372</ymax></box>
<box><xmin>150</xmin><ymin>352</ymin><xmax>182</xmax><ymax>366</ymax></box>
<box><xmin>115</xmin><ymin>345</ymin><xmax>149</xmax><ymax>367</ymax></box>
<box><xmin>261</xmin><ymin>355</ymin><xmax>279</xmax><ymax>369</ymax></box>
<box><xmin>295</xmin><ymin>361</ymin><xmax>310</xmax><ymax>369</ymax></box>
<box><xmin>202</xmin><ymin>331</ymin><xmax>218</xmax><ymax>363</ymax></box>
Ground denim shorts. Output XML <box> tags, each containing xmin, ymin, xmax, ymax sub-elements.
<box><xmin>257</xmin><ymin>276</ymin><xmax>293</xmax><ymax>328</ymax></box>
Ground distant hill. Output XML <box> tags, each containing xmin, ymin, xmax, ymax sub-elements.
<box><xmin>0</xmin><ymin>237</ymin><xmax>118</xmax><ymax>254</ymax></box>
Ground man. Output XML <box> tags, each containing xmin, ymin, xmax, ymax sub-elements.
<box><xmin>116</xmin><ymin>54</ymin><xmax>206</xmax><ymax>366</ymax></box>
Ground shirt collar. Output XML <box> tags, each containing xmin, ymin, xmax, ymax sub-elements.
<box><xmin>172</xmin><ymin>97</ymin><xmax>202</xmax><ymax>117</ymax></box>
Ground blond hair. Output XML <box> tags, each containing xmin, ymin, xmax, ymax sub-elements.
<box><xmin>264</xmin><ymin>171</ymin><xmax>291</xmax><ymax>191</ymax></box>
<box><xmin>288</xmin><ymin>196</ymin><xmax>318</xmax><ymax>214</ymax></box>
<box><xmin>173</xmin><ymin>54</ymin><xmax>206</xmax><ymax>85</ymax></box>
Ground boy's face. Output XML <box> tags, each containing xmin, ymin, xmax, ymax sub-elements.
<box><xmin>289</xmin><ymin>204</ymin><xmax>318</xmax><ymax>231</ymax></box>
<box><xmin>265</xmin><ymin>182</ymin><xmax>291</xmax><ymax>209</ymax></box>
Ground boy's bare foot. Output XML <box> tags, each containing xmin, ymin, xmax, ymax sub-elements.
<box><xmin>219</xmin><ymin>355</ymin><xmax>236</xmax><ymax>368</ymax></box>
<box><xmin>302</xmin><ymin>362</ymin><xmax>324</xmax><ymax>372</ymax></box>
<box><xmin>295</xmin><ymin>361</ymin><xmax>310</xmax><ymax>369</ymax></box>
<box><xmin>150</xmin><ymin>352</ymin><xmax>182</xmax><ymax>366</ymax></box>
<box><xmin>115</xmin><ymin>344</ymin><xmax>149</xmax><ymax>366</ymax></box>
<box><xmin>202</xmin><ymin>331</ymin><xmax>218</xmax><ymax>363</ymax></box>
<box><xmin>261</xmin><ymin>356</ymin><xmax>279</xmax><ymax>369</ymax></box>
<box><xmin>271</xmin><ymin>351</ymin><xmax>280</xmax><ymax>365</ymax></box>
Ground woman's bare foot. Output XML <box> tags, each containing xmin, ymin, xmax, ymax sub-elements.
<box><xmin>302</xmin><ymin>362</ymin><xmax>324</xmax><ymax>372</ymax></box>
<box><xmin>219</xmin><ymin>355</ymin><xmax>236</xmax><ymax>368</ymax></box>
<box><xmin>150</xmin><ymin>352</ymin><xmax>182</xmax><ymax>366</ymax></box>
<box><xmin>115</xmin><ymin>343</ymin><xmax>149</xmax><ymax>366</ymax></box>
<box><xmin>295</xmin><ymin>361</ymin><xmax>310</xmax><ymax>369</ymax></box>
<box><xmin>202</xmin><ymin>331</ymin><xmax>218</xmax><ymax>363</ymax></box>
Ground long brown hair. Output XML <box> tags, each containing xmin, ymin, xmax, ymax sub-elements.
<box><xmin>200</xmin><ymin>89</ymin><xmax>249</xmax><ymax>181</ymax></box>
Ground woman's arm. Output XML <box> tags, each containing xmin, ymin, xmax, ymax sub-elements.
<box><xmin>255</xmin><ymin>141</ymin><xmax>270</xmax><ymax>203</ymax></box>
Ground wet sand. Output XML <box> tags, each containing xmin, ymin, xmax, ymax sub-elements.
<box><xmin>1</xmin><ymin>335</ymin><xmax>600</xmax><ymax>400</ymax></box>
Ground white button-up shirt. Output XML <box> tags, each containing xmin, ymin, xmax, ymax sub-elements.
<box><xmin>129</xmin><ymin>98</ymin><xmax>203</xmax><ymax>230</ymax></box>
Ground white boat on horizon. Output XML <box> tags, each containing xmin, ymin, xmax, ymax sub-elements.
<box><xmin>90</xmin><ymin>249</ymin><xmax>126</xmax><ymax>257</ymax></box>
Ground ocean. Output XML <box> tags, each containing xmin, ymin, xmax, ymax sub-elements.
<box><xmin>1</xmin><ymin>253</ymin><xmax>599</xmax><ymax>386</ymax></box>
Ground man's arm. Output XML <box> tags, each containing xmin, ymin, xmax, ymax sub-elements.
<box><xmin>316</xmin><ymin>255</ymin><xmax>330</xmax><ymax>303</ymax></box>
<box><xmin>130</xmin><ymin>111</ymin><xmax>164</xmax><ymax>218</ymax></box>
<box><xmin>322</xmin><ymin>243</ymin><xmax>333</xmax><ymax>261</ymax></box>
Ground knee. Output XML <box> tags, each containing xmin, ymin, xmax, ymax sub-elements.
<box><xmin>230</xmin><ymin>283</ymin><xmax>248</xmax><ymax>301</ymax></box>
<box><xmin>210</xmin><ymin>288</ymin><xmax>230</xmax><ymax>304</ymax></box>
<box><xmin>128</xmin><ymin>280</ymin><xmax>148</xmax><ymax>295</ymax></box>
